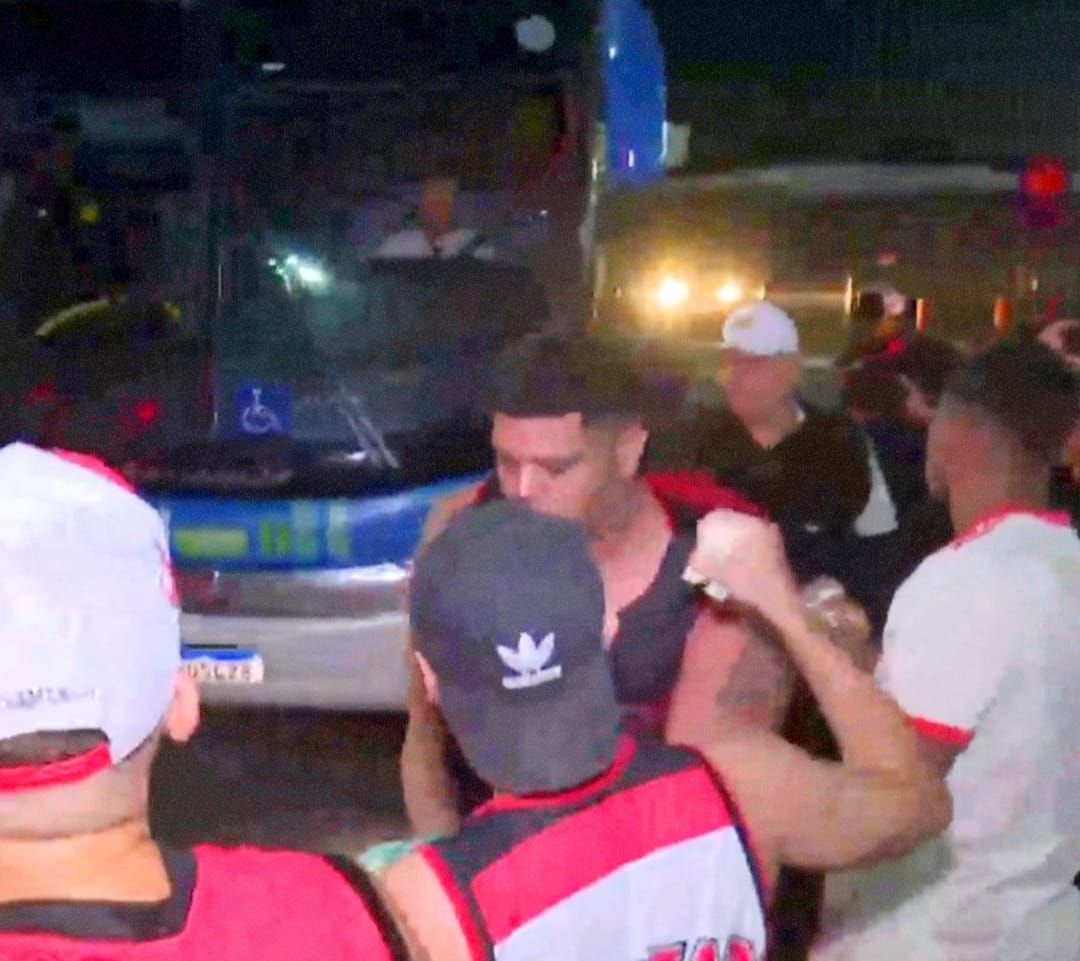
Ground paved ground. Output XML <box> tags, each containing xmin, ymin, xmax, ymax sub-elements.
<box><xmin>150</xmin><ymin>707</ymin><xmax>410</xmax><ymax>856</ymax></box>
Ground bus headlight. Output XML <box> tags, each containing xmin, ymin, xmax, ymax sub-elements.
<box><xmin>656</xmin><ymin>276</ymin><xmax>691</xmax><ymax>309</ymax></box>
<box><xmin>715</xmin><ymin>281</ymin><xmax>744</xmax><ymax>305</ymax></box>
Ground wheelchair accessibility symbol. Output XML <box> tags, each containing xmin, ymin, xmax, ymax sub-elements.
<box><xmin>236</xmin><ymin>383</ymin><xmax>291</xmax><ymax>436</ymax></box>
<box><xmin>241</xmin><ymin>388</ymin><xmax>282</xmax><ymax>435</ymax></box>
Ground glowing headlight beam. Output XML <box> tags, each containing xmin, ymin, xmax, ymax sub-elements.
<box><xmin>656</xmin><ymin>277</ymin><xmax>690</xmax><ymax>309</ymax></box>
<box><xmin>715</xmin><ymin>281</ymin><xmax>744</xmax><ymax>305</ymax></box>
<box><xmin>274</xmin><ymin>252</ymin><xmax>331</xmax><ymax>292</ymax></box>
<box><xmin>296</xmin><ymin>263</ymin><xmax>328</xmax><ymax>287</ymax></box>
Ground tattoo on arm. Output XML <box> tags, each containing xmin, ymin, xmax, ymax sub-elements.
<box><xmin>715</xmin><ymin>613</ymin><xmax>796</xmax><ymax>731</ymax></box>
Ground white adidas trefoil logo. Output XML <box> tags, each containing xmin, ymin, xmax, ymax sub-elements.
<box><xmin>497</xmin><ymin>632</ymin><xmax>563</xmax><ymax>690</ymax></box>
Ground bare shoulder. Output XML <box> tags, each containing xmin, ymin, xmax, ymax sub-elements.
<box><xmin>420</xmin><ymin>481</ymin><xmax>484</xmax><ymax>549</ymax></box>
<box><xmin>669</xmin><ymin>604</ymin><xmax>799</xmax><ymax>738</ymax></box>
<box><xmin>381</xmin><ymin>850</ymin><xmax>473</xmax><ymax>961</ymax></box>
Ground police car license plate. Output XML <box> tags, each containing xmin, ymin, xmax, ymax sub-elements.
<box><xmin>181</xmin><ymin>647</ymin><xmax>265</xmax><ymax>684</ymax></box>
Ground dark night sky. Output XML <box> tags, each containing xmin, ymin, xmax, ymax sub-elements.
<box><xmin>650</xmin><ymin>0</ymin><xmax>1080</xmax><ymax>83</ymax></box>
<box><xmin>2</xmin><ymin>1</ymin><xmax>1079</xmax><ymax>92</ymax></box>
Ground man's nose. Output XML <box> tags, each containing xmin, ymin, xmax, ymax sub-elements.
<box><xmin>507</xmin><ymin>464</ymin><xmax>543</xmax><ymax>501</ymax></box>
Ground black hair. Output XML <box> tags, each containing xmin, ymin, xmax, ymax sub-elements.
<box><xmin>486</xmin><ymin>333</ymin><xmax>646</xmax><ymax>425</ymax></box>
<box><xmin>842</xmin><ymin>365</ymin><xmax>908</xmax><ymax>421</ymax></box>
<box><xmin>942</xmin><ymin>339</ymin><xmax>1080</xmax><ymax>466</ymax></box>
<box><xmin>0</xmin><ymin>730</ymin><xmax>106</xmax><ymax>768</ymax></box>
<box><xmin>889</xmin><ymin>336</ymin><xmax>964</xmax><ymax>405</ymax></box>
<box><xmin>841</xmin><ymin>336</ymin><xmax>962</xmax><ymax>421</ymax></box>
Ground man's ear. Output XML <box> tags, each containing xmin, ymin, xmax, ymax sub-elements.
<box><xmin>414</xmin><ymin>652</ymin><xmax>441</xmax><ymax>706</ymax></box>
<box><xmin>613</xmin><ymin>422</ymin><xmax>649</xmax><ymax>479</ymax></box>
<box><xmin>165</xmin><ymin>671</ymin><xmax>201</xmax><ymax>745</ymax></box>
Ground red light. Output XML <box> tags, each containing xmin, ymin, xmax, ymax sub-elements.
<box><xmin>118</xmin><ymin>397</ymin><xmax>164</xmax><ymax>443</ymax></box>
<box><xmin>1022</xmin><ymin>157</ymin><xmax>1069</xmax><ymax>200</ymax></box>
<box><xmin>883</xmin><ymin>337</ymin><xmax>906</xmax><ymax>357</ymax></box>
<box><xmin>133</xmin><ymin>399</ymin><xmax>162</xmax><ymax>426</ymax></box>
<box><xmin>26</xmin><ymin>379</ymin><xmax>58</xmax><ymax>406</ymax></box>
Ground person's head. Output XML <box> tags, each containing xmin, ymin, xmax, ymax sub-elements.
<box><xmin>926</xmin><ymin>340</ymin><xmax>1080</xmax><ymax>502</ymax></box>
<box><xmin>410</xmin><ymin>500</ymin><xmax>621</xmax><ymax>795</ymax></box>
<box><xmin>843</xmin><ymin>336</ymin><xmax>961</xmax><ymax>428</ymax></box>
<box><xmin>0</xmin><ymin>445</ymin><xmax>198</xmax><ymax>841</ymax></box>
<box><xmin>487</xmin><ymin>334</ymin><xmax>649</xmax><ymax>522</ymax></box>
<box><xmin>718</xmin><ymin>302</ymin><xmax>803</xmax><ymax>424</ymax></box>
<box><xmin>841</xmin><ymin>362</ymin><xmax>908</xmax><ymax>424</ymax></box>
<box><xmin>846</xmin><ymin>334</ymin><xmax>967</xmax><ymax>429</ymax></box>
<box><xmin>885</xmin><ymin>336</ymin><xmax>964</xmax><ymax>427</ymax></box>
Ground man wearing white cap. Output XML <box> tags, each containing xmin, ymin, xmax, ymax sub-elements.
<box><xmin>0</xmin><ymin>444</ymin><xmax>411</xmax><ymax>960</ymax></box>
<box><xmin>667</xmin><ymin>301</ymin><xmax>875</xmax><ymax>958</ymax></box>
<box><xmin>674</xmin><ymin>301</ymin><xmax>871</xmax><ymax>585</ymax></box>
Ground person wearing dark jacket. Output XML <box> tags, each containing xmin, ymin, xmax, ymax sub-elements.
<box><xmin>841</xmin><ymin>336</ymin><xmax>964</xmax><ymax>631</ymax></box>
<box><xmin>651</xmin><ymin>303</ymin><xmax>872</xmax><ymax>961</ymax></box>
<box><xmin>665</xmin><ymin>302</ymin><xmax>872</xmax><ymax>586</ymax></box>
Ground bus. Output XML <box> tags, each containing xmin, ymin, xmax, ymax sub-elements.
<box><xmin>1</xmin><ymin>0</ymin><xmax>671</xmax><ymax>710</ymax></box>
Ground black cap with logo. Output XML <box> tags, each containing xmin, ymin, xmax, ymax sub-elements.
<box><xmin>410</xmin><ymin>500</ymin><xmax>620</xmax><ymax>795</ymax></box>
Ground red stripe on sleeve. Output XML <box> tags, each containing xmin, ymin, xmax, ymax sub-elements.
<box><xmin>907</xmin><ymin>715</ymin><xmax>975</xmax><ymax>748</ymax></box>
<box><xmin>471</xmin><ymin>766</ymin><xmax>735</xmax><ymax>944</ymax></box>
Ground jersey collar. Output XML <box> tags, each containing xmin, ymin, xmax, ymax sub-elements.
<box><xmin>951</xmin><ymin>504</ymin><xmax>1072</xmax><ymax>548</ymax></box>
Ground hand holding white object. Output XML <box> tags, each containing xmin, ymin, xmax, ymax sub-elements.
<box><xmin>684</xmin><ymin>509</ymin><xmax>802</xmax><ymax>624</ymax></box>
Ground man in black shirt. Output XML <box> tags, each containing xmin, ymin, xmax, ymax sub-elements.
<box><xmin>669</xmin><ymin>301</ymin><xmax>872</xmax><ymax>584</ymax></box>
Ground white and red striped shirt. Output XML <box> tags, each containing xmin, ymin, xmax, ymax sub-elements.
<box><xmin>816</xmin><ymin>509</ymin><xmax>1080</xmax><ymax>961</ymax></box>
<box><xmin>419</xmin><ymin>737</ymin><xmax>767</xmax><ymax>961</ymax></box>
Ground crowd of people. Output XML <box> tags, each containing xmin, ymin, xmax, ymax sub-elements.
<box><xmin>0</xmin><ymin>299</ymin><xmax>1078</xmax><ymax>961</ymax></box>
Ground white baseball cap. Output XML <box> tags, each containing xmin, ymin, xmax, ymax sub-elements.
<box><xmin>722</xmin><ymin>301</ymin><xmax>801</xmax><ymax>356</ymax></box>
<box><xmin>0</xmin><ymin>444</ymin><xmax>179</xmax><ymax>792</ymax></box>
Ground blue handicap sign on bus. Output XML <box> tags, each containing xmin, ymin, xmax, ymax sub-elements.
<box><xmin>234</xmin><ymin>382</ymin><xmax>292</xmax><ymax>437</ymax></box>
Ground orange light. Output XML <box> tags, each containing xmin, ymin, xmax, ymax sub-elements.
<box><xmin>993</xmin><ymin>297</ymin><xmax>1012</xmax><ymax>334</ymax></box>
<box><xmin>915</xmin><ymin>298</ymin><xmax>931</xmax><ymax>332</ymax></box>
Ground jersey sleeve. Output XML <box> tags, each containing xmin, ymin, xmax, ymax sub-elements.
<box><xmin>874</xmin><ymin>553</ymin><xmax>1019</xmax><ymax>748</ymax></box>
